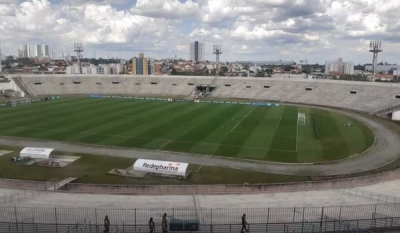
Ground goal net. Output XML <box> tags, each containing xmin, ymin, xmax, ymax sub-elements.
<box><xmin>298</xmin><ymin>112</ymin><xmax>306</xmax><ymax>126</ymax></box>
<box><xmin>7</xmin><ymin>98</ymin><xmax>32</xmax><ymax>108</ymax></box>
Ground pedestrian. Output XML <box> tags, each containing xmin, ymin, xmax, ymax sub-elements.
<box><xmin>162</xmin><ymin>213</ymin><xmax>168</xmax><ymax>233</ymax></box>
<box><xmin>104</xmin><ymin>215</ymin><xmax>110</xmax><ymax>233</ymax></box>
<box><xmin>241</xmin><ymin>214</ymin><xmax>249</xmax><ymax>233</ymax></box>
<box><xmin>149</xmin><ymin>217</ymin><xmax>155</xmax><ymax>233</ymax></box>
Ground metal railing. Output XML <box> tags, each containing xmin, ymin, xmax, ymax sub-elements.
<box><xmin>334</xmin><ymin>187</ymin><xmax>400</xmax><ymax>204</ymax></box>
<box><xmin>0</xmin><ymin>189</ymin><xmax>44</xmax><ymax>206</ymax></box>
<box><xmin>0</xmin><ymin>203</ymin><xmax>400</xmax><ymax>229</ymax></box>
<box><xmin>1</xmin><ymin>218</ymin><xmax>400</xmax><ymax>233</ymax></box>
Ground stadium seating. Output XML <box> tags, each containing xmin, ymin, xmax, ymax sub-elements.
<box><xmin>15</xmin><ymin>75</ymin><xmax>400</xmax><ymax>113</ymax></box>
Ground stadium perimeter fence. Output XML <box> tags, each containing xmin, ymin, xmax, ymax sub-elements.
<box><xmin>1</xmin><ymin>204</ymin><xmax>400</xmax><ymax>232</ymax></box>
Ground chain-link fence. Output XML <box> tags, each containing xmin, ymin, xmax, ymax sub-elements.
<box><xmin>1</xmin><ymin>203</ymin><xmax>400</xmax><ymax>232</ymax></box>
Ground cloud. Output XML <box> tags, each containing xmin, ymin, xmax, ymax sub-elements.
<box><xmin>0</xmin><ymin>3</ymin><xmax>15</xmax><ymax>16</ymax></box>
<box><xmin>131</xmin><ymin>0</ymin><xmax>200</xmax><ymax>19</ymax></box>
<box><xmin>0</xmin><ymin>0</ymin><xmax>399</xmax><ymax>63</ymax></box>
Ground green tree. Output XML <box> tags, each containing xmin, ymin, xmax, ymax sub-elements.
<box><xmin>170</xmin><ymin>68</ymin><xmax>178</xmax><ymax>75</ymax></box>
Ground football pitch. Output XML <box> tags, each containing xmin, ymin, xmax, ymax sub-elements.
<box><xmin>0</xmin><ymin>97</ymin><xmax>374</xmax><ymax>163</ymax></box>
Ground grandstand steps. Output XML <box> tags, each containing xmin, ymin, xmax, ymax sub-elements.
<box><xmin>46</xmin><ymin>177</ymin><xmax>76</xmax><ymax>191</ymax></box>
<box><xmin>370</xmin><ymin>103</ymin><xmax>400</xmax><ymax>117</ymax></box>
<box><xmin>14</xmin><ymin>75</ymin><xmax>400</xmax><ymax>115</ymax></box>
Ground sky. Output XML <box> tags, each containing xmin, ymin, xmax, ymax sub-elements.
<box><xmin>0</xmin><ymin>0</ymin><xmax>399</xmax><ymax>64</ymax></box>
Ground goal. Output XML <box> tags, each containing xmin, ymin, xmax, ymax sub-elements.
<box><xmin>298</xmin><ymin>112</ymin><xmax>306</xmax><ymax>126</ymax></box>
<box><xmin>7</xmin><ymin>98</ymin><xmax>32</xmax><ymax>108</ymax></box>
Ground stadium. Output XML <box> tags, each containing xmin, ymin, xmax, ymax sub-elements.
<box><xmin>1</xmin><ymin>74</ymin><xmax>400</xmax><ymax>232</ymax></box>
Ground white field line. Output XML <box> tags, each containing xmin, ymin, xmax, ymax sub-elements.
<box><xmin>296</xmin><ymin>107</ymin><xmax>299</xmax><ymax>152</ymax></box>
<box><xmin>230</xmin><ymin>108</ymin><xmax>256</xmax><ymax>133</ymax></box>
<box><xmin>211</xmin><ymin>145</ymin><xmax>220</xmax><ymax>155</ymax></box>
<box><xmin>231</xmin><ymin>131</ymin><xmax>297</xmax><ymax>138</ymax></box>
<box><xmin>276</xmin><ymin>117</ymin><xmax>282</xmax><ymax>128</ymax></box>
<box><xmin>157</xmin><ymin>140</ymin><xmax>171</xmax><ymax>150</ymax></box>
<box><xmin>195</xmin><ymin>165</ymin><xmax>203</xmax><ymax>173</ymax></box>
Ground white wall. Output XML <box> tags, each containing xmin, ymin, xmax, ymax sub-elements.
<box><xmin>392</xmin><ymin>110</ymin><xmax>400</xmax><ymax>121</ymax></box>
<box><xmin>0</xmin><ymin>82</ymin><xmax>11</xmax><ymax>90</ymax></box>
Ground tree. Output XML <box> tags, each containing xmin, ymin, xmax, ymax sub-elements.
<box><xmin>170</xmin><ymin>68</ymin><xmax>178</xmax><ymax>75</ymax></box>
<box><xmin>221</xmin><ymin>66</ymin><xmax>228</xmax><ymax>74</ymax></box>
<box><xmin>284</xmin><ymin>66</ymin><xmax>292</xmax><ymax>72</ymax></box>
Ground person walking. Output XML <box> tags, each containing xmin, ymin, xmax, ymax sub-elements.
<box><xmin>103</xmin><ymin>215</ymin><xmax>110</xmax><ymax>233</ymax></box>
<box><xmin>149</xmin><ymin>217</ymin><xmax>155</xmax><ymax>233</ymax></box>
<box><xmin>162</xmin><ymin>213</ymin><xmax>168</xmax><ymax>233</ymax></box>
<box><xmin>241</xmin><ymin>214</ymin><xmax>249</xmax><ymax>233</ymax></box>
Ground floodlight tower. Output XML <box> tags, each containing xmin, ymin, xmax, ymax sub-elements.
<box><xmin>369</xmin><ymin>40</ymin><xmax>382</xmax><ymax>82</ymax></box>
<box><xmin>213</xmin><ymin>45</ymin><xmax>222</xmax><ymax>76</ymax></box>
<box><xmin>74</xmin><ymin>42</ymin><xmax>84</xmax><ymax>74</ymax></box>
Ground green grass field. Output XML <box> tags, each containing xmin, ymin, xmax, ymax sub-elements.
<box><xmin>0</xmin><ymin>97</ymin><xmax>374</xmax><ymax>163</ymax></box>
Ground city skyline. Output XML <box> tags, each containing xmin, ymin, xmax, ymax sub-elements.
<box><xmin>0</xmin><ymin>1</ymin><xmax>399</xmax><ymax>64</ymax></box>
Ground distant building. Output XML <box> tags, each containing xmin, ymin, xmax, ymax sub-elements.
<box><xmin>365</xmin><ymin>64</ymin><xmax>400</xmax><ymax>73</ymax></box>
<box><xmin>132</xmin><ymin>53</ymin><xmax>154</xmax><ymax>75</ymax></box>
<box><xmin>19</xmin><ymin>44</ymin><xmax>28</xmax><ymax>58</ymax></box>
<box><xmin>50</xmin><ymin>50</ymin><xmax>56</xmax><ymax>60</ymax></box>
<box><xmin>33</xmin><ymin>44</ymin><xmax>49</xmax><ymax>58</ymax></box>
<box><xmin>190</xmin><ymin>41</ymin><xmax>205</xmax><ymax>61</ymax></box>
<box><xmin>34</xmin><ymin>44</ymin><xmax>43</xmax><ymax>57</ymax></box>
<box><xmin>235</xmin><ymin>60</ymin><xmax>296</xmax><ymax>66</ymax></box>
<box><xmin>325</xmin><ymin>58</ymin><xmax>354</xmax><ymax>75</ymax></box>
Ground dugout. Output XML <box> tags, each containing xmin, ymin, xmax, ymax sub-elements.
<box><xmin>19</xmin><ymin>147</ymin><xmax>54</xmax><ymax>166</ymax></box>
<box><xmin>195</xmin><ymin>84</ymin><xmax>217</xmax><ymax>96</ymax></box>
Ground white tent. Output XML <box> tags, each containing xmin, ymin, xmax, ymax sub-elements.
<box><xmin>20</xmin><ymin>147</ymin><xmax>54</xmax><ymax>160</ymax></box>
<box><xmin>133</xmin><ymin>159</ymin><xmax>190</xmax><ymax>178</ymax></box>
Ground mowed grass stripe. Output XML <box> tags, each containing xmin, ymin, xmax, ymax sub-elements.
<box><xmin>265</xmin><ymin>106</ymin><xmax>298</xmax><ymax>163</ymax></box>
<box><xmin>214</xmin><ymin>107</ymin><xmax>266</xmax><ymax>158</ymax></box>
<box><xmin>0</xmin><ymin>98</ymin><xmax>109</xmax><ymax>127</ymax></box>
<box><xmin>234</xmin><ymin>107</ymin><xmax>284</xmax><ymax>161</ymax></box>
<box><xmin>0</xmin><ymin>97</ymin><xmax>94</xmax><ymax>123</ymax></box>
<box><xmin>0</xmin><ymin>98</ymin><xmax>115</xmax><ymax>136</ymax></box>
<box><xmin>313</xmin><ymin>109</ymin><xmax>350</xmax><ymax>161</ymax></box>
<box><xmin>0</xmin><ymin>98</ymin><xmax>375</xmax><ymax>163</ymax></box>
<box><xmin>87</xmin><ymin>102</ymin><xmax>190</xmax><ymax>138</ymax></box>
<box><xmin>348</xmin><ymin>117</ymin><xmax>375</xmax><ymax>154</ymax></box>
<box><xmin>163</xmin><ymin>104</ymin><xmax>246</xmax><ymax>154</ymax></box>
<box><xmin>31</xmin><ymin>99</ymin><xmax>146</xmax><ymax>130</ymax></box>
<box><xmin>0</xmin><ymin>98</ymin><xmax>113</xmax><ymax>128</ymax></box>
<box><xmin>295</xmin><ymin>109</ymin><xmax>324</xmax><ymax>163</ymax></box>
<box><xmin>69</xmin><ymin>102</ymin><xmax>183</xmax><ymax>145</ymax></box>
<box><xmin>30</xmin><ymin>100</ymin><xmax>161</xmax><ymax>141</ymax></box>
<box><xmin>97</xmin><ymin>103</ymin><xmax>214</xmax><ymax>149</ymax></box>
<box><xmin>330</xmin><ymin>111</ymin><xmax>374</xmax><ymax>156</ymax></box>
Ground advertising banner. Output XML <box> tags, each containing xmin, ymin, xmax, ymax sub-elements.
<box><xmin>133</xmin><ymin>159</ymin><xmax>189</xmax><ymax>178</ymax></box>
<box><xmin>88</xmin><ymin>94</ymin><xmax>280</xmax><ymax>107</ymax></box>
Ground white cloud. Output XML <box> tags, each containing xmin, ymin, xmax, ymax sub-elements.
<box><xmin>0</xmin><ymin>0</ymin><xmax>399</xmax><ymax>63</ymax></box>
<box><xmin>131</xmin><ymin>0</ymin><xmax>200</xmax><ymax>19</ymax></box>
<box><xmin>0</xmin><ymin>3</ymin><xmax>15</xmax><ymax>16</ymax></box>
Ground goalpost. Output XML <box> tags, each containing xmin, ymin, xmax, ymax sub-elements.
<box><xmin>297</xmin><ymin>112</ymin><xmax>306</xmax><ymax>126</ymax></box>
<box><xmin>8</xmin><ymin>97</ymin><xmax>32</xmax><ymax>108</ymax></box>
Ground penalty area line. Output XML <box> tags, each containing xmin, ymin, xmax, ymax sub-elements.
<box><xmin>211</xmin><ymin>145</ymin><xmax>220</xmax><ymax>156</ymax></box>
<box><xmin>276</xmin><ymin>117</ymin><xmax>282</xmax><ymax>128</ymax></box>
<box><xmin>157</xmin><ymin>140</ymin><xmax>171</xmax><ymax>150</ymax></box>
<box><xmin>195</xmin><ymin>165</ymin><xmax>203</xmax><ymax>173</ymax></box>
<box><xmin>230</xmin><ymin>108</ymin><xmax>255</xmax><ymax>133</ymax></box>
